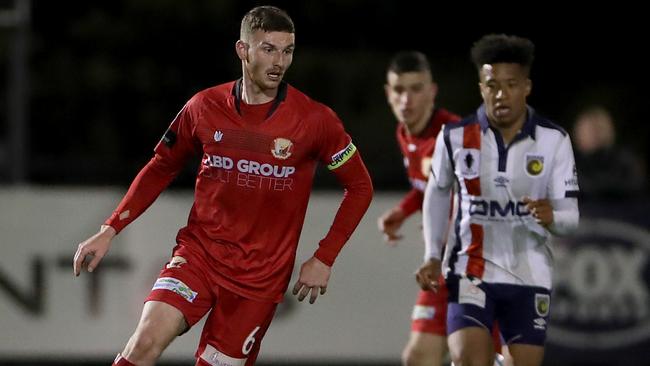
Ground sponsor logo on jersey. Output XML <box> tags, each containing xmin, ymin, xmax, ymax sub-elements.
<box><xmin>152</xmin><ymin>277</ymin><xmax>197</xmax><ymax>303</ymax></box>
<box><xmin>525</xmin><ymin>154</ymin><xmax>544</xmax><ymax>177</ymax></box>
<box><xmin>534</xmin><ymin>317</ymin><xmax>547</xmax><ymax>330</ymax></box>
<box><xmin>458</xmin><ymin>148</ymin><xmax>480</xmax><ymax>179</ymax></box>
<box><xmin>327</xmin><ymin>142</ymin><xmax>357</xmax><ymax>170</ymax></box>
<box><xmin>214</xmin><ymin>130</ymin><xmax>224</xmax><ymax>142</ymax></box>
<box><xmin>203</xmin><ymin>154</ymin><xmax>295</xmax><ymax>178</ymax></box>
<box><xmin>565</xmin><ymin>163</ymin><xmax>579</xmax><ymax>187</ymax></box>
<box><xmin>271</xmin><ymin>137</ymin><xmax>293</xmax><ymax>160</ymax></box>
<box><xmin>470</xmin><ymin>199</ymin><xmax>531</xmax><ymax>218</ymax></box>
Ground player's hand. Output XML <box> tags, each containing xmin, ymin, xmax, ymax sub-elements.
<box><xmin>378</xmin><ymin>206</ymin><xmax>406</xmax><ymax>246</ymax></box>
<box><xmin>415</xmin><ymin>258</ymin><xmax>441</xmax><ymax>292</ymax></box>
<box><xmin>523</xmin><ymin>197</ymin><xmax>554</xmax><ymax>227</ymax></box>
<box><xmin>73</xmin><ymin>225</ymin><xmax>116</xmax><ymax>276</ymax></box>
<box><xmin>292</xmin><ymin>256</ymin><xmax>331</xmax><ymax>304</ymax></box>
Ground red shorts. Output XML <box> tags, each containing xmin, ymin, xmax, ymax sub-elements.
<box><xmin>146</xmin><ymin>246</ymin><xmax>277</xmax><ymax>366</ymax></box>
<box><xmin>411</xmin><ymin>274</ymin><xmax>448</xmax><ymax>335</ymax></box>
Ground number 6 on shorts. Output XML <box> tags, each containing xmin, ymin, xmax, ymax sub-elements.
<box><xmin>242</xmin><ymin>326</ymin><xmax>261</xmax><ymax>355</ymax></box>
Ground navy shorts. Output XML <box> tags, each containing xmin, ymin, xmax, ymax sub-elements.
<box><xmin>446</xmin><ymin>274</ymin><xmax>551</xmax><ymax>346</ymax></box>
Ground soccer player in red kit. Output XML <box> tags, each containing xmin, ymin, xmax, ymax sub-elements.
<box><xmin>379</xmin><ymin>52</ymin><xmax>505</xmax><ymax>366</ymax></box>
<box><xmin>72</xmin><ymin>6</ymin><xmax>373</xmax><ymax>366</ymax></box>
<box><xmin>378</xmin><ymin>51</ymin><xmax>460</xmax><ymax>366</ymax></box>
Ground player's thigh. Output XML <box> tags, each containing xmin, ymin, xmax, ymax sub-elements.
<box><xmin>446</xmin><ymin>275</ymin><xmax>496</xmax><ymax>365</ymax></box>
<box><xmin>504</xmin><ymin>343</ymin><xmax>543</xmax><ymax>366</ymax></box>
<box><xmin>131</xmin><ymin>300</ymin><xmax>188</xmax><ymax>346</ymax></box>
<box><xmin>448</xmin><ymin>326</ymin><xmax>494</xmax><ymax>366</ymax></box>
<box><xmin>146</xmin><ymin>251</ymin><xmax>215</xmax><ymax>329</ymax></box>
<box><xmin>197</xmin><ymin>286</ymin><xmax>277</xmax><ymax>366</ymax></box>
<box><xmin>403</xmin><ymin>331</ymin><xmax>447</xmax><ymax>366</ymax></box>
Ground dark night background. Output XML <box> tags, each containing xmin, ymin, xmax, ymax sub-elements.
<box><xmin>0</xmin><ymin>0</ymin><xmax>647</xmax><ymax>193</ymax></box>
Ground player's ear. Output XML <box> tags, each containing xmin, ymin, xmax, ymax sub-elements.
<box><xmin>525</xmin><ymin>78</ymin><xmax>532</xmax><ymax>97</ymax></box>
<box><xmin>235</xmin><ymin>40</ymin><xmax>248</xmax><ymax>61</ymax></box>
<box><xmin>430</xmin><ymin>81</ymin><xmax>439</xmax><ymax>99</ymax></box>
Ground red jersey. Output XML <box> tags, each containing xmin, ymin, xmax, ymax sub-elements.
<box><xmin>106</xmin><ymin>80</ymin><xmax>372</xmax><ymax>302</ymax></box>
<box><xmin>395</xmin><ymin>108</ymin><xmax>460</xmax><ymax>215</ymax></box>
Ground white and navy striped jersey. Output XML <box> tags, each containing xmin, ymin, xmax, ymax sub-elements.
<box><xmin>424</xmin><ymin>105</ymin><xmax>579</xmax><ymax>289</ymax></box>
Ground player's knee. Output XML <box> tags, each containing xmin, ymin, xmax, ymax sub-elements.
<box><xmin>449</xmin><ymin>346</ymin><xmax>492</xmax><ymax>366</ymax></box>
<box><xmin>402</xmin><ymin>343</ymin><xmax>436</xmax><ymax>366</ymax></box>
<box><xmin>123</xmin><ymin>330</ymin><xmax>165</xmax><ymax>363</ymax></box>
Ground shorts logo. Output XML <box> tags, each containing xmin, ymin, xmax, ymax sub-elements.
<box><xmin>535</xmin><ymin>293</ymin><xmax>550</xmax><ymax>317</ymax></box>
<box><xmin>271</xmin><ymin>138</ymin><xmax>293</xmax><ymax>160</ymax></box>
<box><xmin>200</xmin><ymin>344</ymin><xmax>246</xmax><ymax>366</ymax></box>
<box><xmin>412</xmin><ymin>305</ymin><xmax>436</xmax><ymax>320</ymax></box>
<box><xmin>525</xmin><ymin>154</ymin><xmax>544</xmax><ymax>177</ymax></box>
<box><xmin>152</xmin><ymin>277</ymin><xmax>198</xmax><ymax>303</ymax></box>
<box><xmin>458</xmin><ymin>148</ymin><xmax>480</xmax><ymax>179</ymax></box>
<box><xmin>459</xmin><ymin>277</ymin><xmax>486</xmax><ymax>308</ymax></box>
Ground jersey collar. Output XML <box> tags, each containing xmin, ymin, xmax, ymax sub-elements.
<box><xmin>231</xmin><ymin>78</ymin><xmax>288</xmax><ymax>119</ymax></box>
<box><xmin>477</xmin><ymin>104</ymin><xmax>537</xmax><ymax>140</ymax></box>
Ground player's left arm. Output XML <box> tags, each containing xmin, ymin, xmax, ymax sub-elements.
<box><xmin>293</xmin><ymin>108</ymin><xmax>373</xmax><ymax>304</ymax></box>
<box><xmin>526</xmin><ymin>132</ymin><xmax>580</xmax><ymax>235</ymax></box>
<box><xmin>293</xmin><ymin>152</ymin><xmax>373</xmax><ymax>303</ymax></box>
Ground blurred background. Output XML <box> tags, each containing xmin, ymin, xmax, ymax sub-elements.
<box><xmin>1</xmin><ymin>1</ymin><xmax>648</xmax><ymax>365</ymax></box>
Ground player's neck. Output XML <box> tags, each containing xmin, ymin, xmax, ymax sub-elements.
<box><xmin>241</xmin><ymin>74</ymin><xmax>277</xmax><ymax>105</ymax></box>
<box><xmin>492</xmin><ymin>116</ymin><xmax>525</xmax><ymax>145</ymax></box>
<box><xmin>405</xmin><ymin>106</ymin><xmax>434</xmax><ymax>136</ymax></box>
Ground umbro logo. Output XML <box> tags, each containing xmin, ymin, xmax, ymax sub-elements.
<box><xmin>214</xmin><ymin>130</ymin><xmax>224</xmax><ymax>142</ymax></box>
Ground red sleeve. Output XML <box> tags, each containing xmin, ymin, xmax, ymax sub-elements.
<box><xmin>314</xmin><ymin>153</ymin><xmax>373</xmax><ymax>266</ymax></box>
<box><xmin>104</xmin><ymin>154</ymin><xmax>183</xmax><ymax>233</ymax></box>
<box><xmin>398</xmin><ymin>188</ymin><xmax>423</xmax><ymax>217</ymax></box>
<box><xmin>105</xmin><ymin>98</ymin><xmax>200</xmax><ymax>233</ymax></box>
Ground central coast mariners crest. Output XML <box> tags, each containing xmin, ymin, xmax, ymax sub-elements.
<box><xmin>525</xmin><ymin>154</ymin><xmax>545</xmax><ymax>177</ymax></box>
<box><xmin>535</xmin><ymin>293</ymin><xmax>550</xmax><ymax>317</ymax></box>
<box><xmin>271</xmin><ymin>137</ymin><xmax>293</xmax><ymax>160</ymax></box>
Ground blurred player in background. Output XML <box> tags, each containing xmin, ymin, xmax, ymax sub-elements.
<box><xmin>73</xmin><ymin>6</ymin><xmax>373</xmax><ymax>366</ymax></box>
<box><xmin>378</xmin><ymin>51</ymin><xmax>460</xmax><ymax>366</ymax></box>
<box><xmin>418</xmin><ymin>34</ymin><xmax>579</xmax><ymax>366</ymax></box>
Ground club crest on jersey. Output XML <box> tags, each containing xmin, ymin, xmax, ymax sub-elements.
<box><xmin>535</xmin><ymin>293</ymin><xmax>550</xmax><ymax>317</ymax></box>
<box><xmin>525</xmin><ymin>154</ymin><xmax>544</xmax><ymax>177</ymax></box>
<box><xmin>458</xmin><ymin>148</ymin><xmax>480</xmax><ymax>179</ymax></box>
<box><xmin>271</xmin><ymin>138</ymin><xmax>293</xmax><ymax>160</ymax></box>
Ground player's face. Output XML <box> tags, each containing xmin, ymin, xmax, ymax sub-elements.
<box><xmin>385</xmin><ymin>70</ymin><xmax>437</xmax><ymax>131</ymax></box>
<box><xmin>238</xmin><ymin>30</ymin><xmax>295</xmax><ymax>91</ymax></box>
<box><xmin>479</xmin><ymin>63</ymin><xmax>531</xmax><ymax>130</ymax></box>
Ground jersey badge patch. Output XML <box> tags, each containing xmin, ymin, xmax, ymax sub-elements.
<box><xmin>271</xmin><ymin>138</ymin><xmax>293</xmax><ymax>160</ymax></box>
<box><xmin>535</xmin><ymin>293</ymin><xmax>550</xmax><ymax>317</ymax></box>
<box><xmin>525</xmin><ymin>154</ymin><xmax>545</xmax><ymax>177</ymax></box>
<box><xmin>458</xmin><ymin>148</ymin><xmax>480</xmax><ymax>179</ymax></box>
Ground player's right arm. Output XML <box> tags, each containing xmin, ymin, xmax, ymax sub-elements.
<box><xmin>417</xmin><ymin>129</ymin><xmax>453</xmax><ymax>291</ymax></box>
<box><xmin>73</xmin><ymin>98</ymin><xmax>200</xmax><ymax>277</ymax></box>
